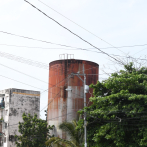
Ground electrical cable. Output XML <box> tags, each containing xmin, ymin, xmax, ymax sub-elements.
<box><xmin>11</xmin><ymin>88</ymin><xmax>83</xmax><ymax>108</ymax></box>
<box><xmin>40</xmin><ymin>90</ymin><xmax>61</xmax><ymax>112</ymax></box>
<box><xmin>1</xmin><ymin>42</ymin><xmax>147</xmax><ymax>50</ymax></box>
<box><xmin>0</xmin><ymin>62</ymin><xmax>48</xmax><ymax>84</ymax></box>
<box><xmin>8</xmin><ymin>91</ymin><xmax>147</xmax><ymax>127</ymax></box>
<box><xmin>10</xmin><ymin>75</ymin><xmax>72</xmax><ymax>108</ymax></box>
<box><xmin>0</xmin><ymin>61</ymin><xmax>89</xmax><ymax>88</ymax></box>
<box><xmin>133</xmin><ymin>47</ymin><xmax>147</xmax><ymax>55</ymax></box>
<box><xmin>96</xmin><ymin>44</ymin><xmax>147</xmax><ymax>49</ymax></box>
<box><xmin>5</xmin><ymin>68</ymin><xmax>147</xmax><ymax>135</ymax></box>
<box><xmin>37</xmin><ymin>0</ymin><xmax>134</xmax><ymax>55</ymax></box>
<box><xmin>44</xmin><ymin>64</ymin><xmax>103</xmax><ymax>93</ymax></box>
<box><xmin>38</xmin><ymin>0</ymin><xmax>146</xmax><ymax>65</ymax></box>
<box><xmin>0</xmin><ymin>74</ymin><xmax>44</xmax><ymax>90</ymax></box>
<box><xmin>40</xmin><ymin>68</ymin><xmax>102</xmax><ymax>111</ymax></box>
<box><xmin>0</xmin><ymin>43</ymin><xmax>82</xmax><ymax>50</ymax></box>
<box><xmin>27</xmin><ymin>0</ymin><xmax>146</xmax><ymax>65</ymax></box>
<box><xmin>0</xmin><ymin>51</ymin><xmax>48</xmax><ymax>69</ymax></box>
<box><xmin>0</xmin><ymin>49</ymin><xmax>146</xmax><ymax>75</ymax></box>
<box><xmin>40</xmin><ymin>74</ymin><xmax>73</xmax><ymax>111</ymax></box>
<box><xmin>8</xmin><ymin>112</ymin><xmax>147</xmax><ymax>128</ymax></box>
<box><xmin>0</xmin><ymin>31</ymin><xmax>85</xmax><ymax>49</ymax></box>
<box><xmin>8</xmin><ymin>112</ymin><xmax>73</xmax><ymax>127</ymax></box>
<box><xmin>0</xmin><ymin>50</ymin><xmax>99</xmax><ymax>73</ymax></box>
<box><xmin>1</xmin><ymin>75</ymin><xmax>73</xmax><ymax>112</ymax></box>
<box><xmin>1</xmin><ymin>43</ymin><xmax>147</xmax><ymax>62</ymax></box>
<box><xmin>5</xmin><ymin>69</ymin><xmax>147</xmax><ymax>123</ymax></box>
<box><xmin>0</xmin><ymin>64</ymin><xmax>99</xmax><ymax>99</ymax></box>
<box><xmin>4</xmin><ymin>65</ymin><xmax>135</xmax><ymax>127</ymax></box>
<box><xmin>111</xmin><ymin>54</ymin><xmax>147</xmax><ymax>61</ymax></box>
<box><xmin>24</xmin><ymin>0</ymin><xmax>124</xmax><ymax>65</ymax></box>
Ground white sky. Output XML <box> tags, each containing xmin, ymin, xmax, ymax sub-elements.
<box><xmin>0</xmin><ymin>0</ymin><xmax>147</xmax><ymax>119</ymax></box>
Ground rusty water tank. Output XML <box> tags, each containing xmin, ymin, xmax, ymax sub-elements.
<box><xmin>47</xmin><ymin>59</ymin><xmax>99</xmax><ymax>138</ymax></box>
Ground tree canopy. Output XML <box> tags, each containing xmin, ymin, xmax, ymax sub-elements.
<box><xmin>15</xmin><ymin>113</ymin><xmax>54</xmax><ymax>147</ymax></box>
<box><xmin>77</xmin><ymin>63</ymin><xmax>147</xmax><ymax>147</ymax></box>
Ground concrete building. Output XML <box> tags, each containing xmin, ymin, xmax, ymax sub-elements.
<box><xmin>47</xmin><ymin>58</ymin><xmax>99</xmax><ymax>138</ymax></box>
<box><xmin>0</xmin><ymin>88</ymin><xmax>40</xmax><ymax>147</ymax></box>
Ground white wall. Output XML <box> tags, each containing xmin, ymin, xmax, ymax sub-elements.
<box><xmin>1</xmin><ymin>88</ymin><xmax>40</xmax><ymax>147</ymax></box>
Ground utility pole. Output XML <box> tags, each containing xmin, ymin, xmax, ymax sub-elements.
<box><xmin>66</xmin><ymin>73</ymin><xmax>88</xmax><ymax>147</ymax></box>
<box><xmin>84</xmin><ymin>74</ymin><xmax>87</xmax><ymax>147</ymax></box>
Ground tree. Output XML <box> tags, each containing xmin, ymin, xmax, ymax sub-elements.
<box><xmin>77</xmin><ymin>63</ymin><xmax>147</xmax><ymax>147</ymax></box>
<box><xmin>45</xmin><ymin>120</ymin><xmax>83</xmax><ymax>147</ymax></box>
<box><xmin>15</xmin><ymin>113</ymin><xmax>54</xmax><ymax>147</ymax></box>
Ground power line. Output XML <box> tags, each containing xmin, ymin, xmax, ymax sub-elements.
<box><xmin>99</xmin><ymin>44</ymin><xmax>147</xmax><ymax>49</ymax></box>
<box><xmin>0</xmin><ymin>53</ymin><xmax>133</xmax><ymax>101</ymax></box>
<box><xmin>37</xmin><ymin>0</ymin><xmax>130</xmax><ymax>55</ymax></box>
<box><xmin>0</xmin><ymin>61</ymin><xmax>98</xmax><ymax>89</ymax></box>
<box><xmin>7</xmin><ymin>71</ymin><xmax>147</xmax><ymax>126</ymax></box>
<box><xmin>30</xmin><ymin>0</ymin><xmax>144</xmax><ymax>64</ymax></box>
<box><xmin>0</xmin><ymin>74</ymin><xmax>44</xmax><ymax>90</ymax></box>
<box><xmin>11</xmin><ymin>75</ymin><xmax>73</xmax><ymax>108</ymax></box>
<box><xmin>38</xmin><ymin>0</ymin><xmax>145</xmax><ymax>62</ymax></box>
<box><xmin>0</xmin><ymin>62</ymin><xmax>107</xmax><ymax>120</ymax></box>
<box><xmin>8</xmin><ymin>116</ymin><xmax>147</xmax><ymax>133</ymax></box>
<box><xmin>40</xmin><ymin>75</ymin><xmax>74</xmax><ymax>111</ymax></box>
<box><xmin>1</xmin><ymin>43</ymin><xmax>147</xmax><ymax>62</ymax></box>
<box><xmin>24</xmin><ymin>0</ymin><xmax>124</xmax><ymax>65</ymax></box>
<box><xmin>9</xmin><ymin>73</ymin><xmax>84</xmax><ymax>111</ymax></box>
<box><xmin>41</xmin><ymin>70</ymin><xmax>99</xmax><ymax>112</ymax></box>
<box><xmin>0</xmin><ymin>43</ymin><xmax>84</xmax><ymax>51</ymax></box>
<box><xmin>0</xmin><ymin>52</ymin><xmax>110</xmax><ymax>80</ymax></box>
<box><xmin>8</xmin><ymin>112</ymin><xmax>74</xmax><ymax>128</ymax></box>
<box><xmin>0</xmin><ymin>62</ymin><xmax>48</xmax><ymax>84</ymax></box>
<box><xmin>0</xmin><ymin>31</ymin><xmax>85</xmax><ymax>49</ymax></box>
<box><xmin>0</xmin><ymin>63</ymin><xmax>101</xmax><ymax>96</ymax></box>
<box><xmin>41</xmin><ymin>66</ymin><xmax>82</xmax><ymax>92</ymax></box>
<box><xmin>111</xmin><ymin>54</ymin><xmax>147</xmax><ymax>61</ymax></box>
<box><xmin>133</xmin><ymin>47</ymin><xmax>147</xmax><ymax>55</ymax></box>
<box><xmin>45</xmin><ymin>68</ymin><xmax>147</xmax><ymax>114</ymax></box>
<box><xmin>1</xmin><ymin>42</ymin><xmax>147</xmax><ymax>50</ymax></box>
<box><xmin>0</xmin><ymin>43</ymin><xmax>146</xmax><ymax>69</ymax></box>
<box><xmin>40</xmin><ymin>90</ymin><xmax>61</xmax><ymax>112</ymax></box>
<box><xmin>0</xmin><ymin>51</ymin><xmax>48</xmax><ymax>69</ymax></box>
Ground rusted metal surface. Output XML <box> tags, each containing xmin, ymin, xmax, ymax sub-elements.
<box><xmin>48</xmin><ymin>59</ymin><xmax>99</xmax><ymax>138</ymax></box>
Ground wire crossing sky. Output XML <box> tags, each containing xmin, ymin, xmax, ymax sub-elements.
<box><xmin>0</xmin><ymin>0</ymin><xmax>147</xmax><ymax>119</ymax></box>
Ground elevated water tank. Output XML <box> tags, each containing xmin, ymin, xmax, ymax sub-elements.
<box><xmin>47</xmin><ymin>59</ymin><xmax>99</xmax><ymax>138</ymax></box>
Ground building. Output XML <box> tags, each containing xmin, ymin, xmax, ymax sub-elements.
<box><xmin>0</xmin><ymin>88</ymin><xmax>40</xmax><ymax>147</ymax></box>
<box><xmin>0</xmin><ymin>97</ymin><xmax>5</xmax><ymax>147</ymax></box>
<box><xmin>47</xmin><ymin>58</ymin><xmax>99</xmax><ymax>138</ymax></box>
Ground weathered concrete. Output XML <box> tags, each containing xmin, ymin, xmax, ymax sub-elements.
<box><xmin>0</xmin><ymin>88</ymin><xmax>40</xmax><ymax>147</ymax></box>
<box><xmin>48</xmin><ymin>59</ymin><xmax>99</xmax><ymax>138</ymax></box>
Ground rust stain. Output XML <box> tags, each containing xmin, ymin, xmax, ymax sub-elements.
<box><xmin>47</xmin><ymin>59</ymin><xmax>99</xmax><ymax>138</ymax></box>
<box><xmin>13</xmin><ymin>92</ymin><xmax>40</xmax><ymax>96</ymax></box>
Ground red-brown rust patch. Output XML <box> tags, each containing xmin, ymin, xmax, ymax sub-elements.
<box><xmin>47</xmin><ymin>59</ymin><xmax>99</xmax><ymax>137</ymax></box>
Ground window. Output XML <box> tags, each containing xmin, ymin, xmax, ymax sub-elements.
<box><xmin>5</xmin><ymin>123</ymin><xmax>7</xmax><ymax>129</ymax></box>
<box><xmin>5</xmin><ymin>110</ymin><xmax>8</xmax><ymax>115</ymax></box>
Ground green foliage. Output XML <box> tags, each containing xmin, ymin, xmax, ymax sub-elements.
<box><xmin>46</xmin><ymin>137</ymin><xmax>77</xmax><ymax>147</ymax></box>
<box><xmin>15</xmin><ymin>113</ymin><xmax>54</xmax><ymax>147</ymax></box>
<box><xmin>0</xmin><ymin>117</ymin><xmax>3</xmax><ymax>122</ymax></box>
<box><xmin>78</xmin><ymin>63</ymin><xmax>147</xmax><ymax>147</ymax></box>
<box><xmin>46</xmin><ymin>120</ymin><xmax>83</xmax><ymax>147</ymax></box>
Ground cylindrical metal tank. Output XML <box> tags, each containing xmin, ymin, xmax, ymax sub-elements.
<box><xmin>47</xmin><ymin>59</ymin><xmax>99</xmax><ymax>138</ymax></box>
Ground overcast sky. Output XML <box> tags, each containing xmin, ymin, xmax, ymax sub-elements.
<box><xmin>0</xmin><ymin>0</ymin><xmax>147</xmax><ymax>119</ymax></box>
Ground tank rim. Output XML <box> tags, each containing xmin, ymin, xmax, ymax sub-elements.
<box><xmin>49</xmin><ymin>59</ymin><xmax>99</xmax><ymax>66</ymax></box>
